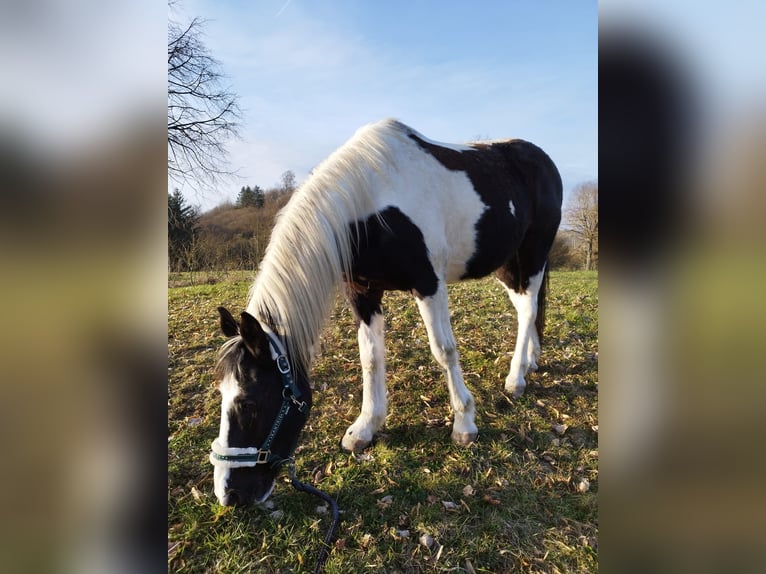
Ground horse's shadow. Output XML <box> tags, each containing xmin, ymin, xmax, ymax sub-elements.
<box><xmin>536</xmin><ymin>357</ymin><xmax>598</xmax><ymax>378</ymax></box>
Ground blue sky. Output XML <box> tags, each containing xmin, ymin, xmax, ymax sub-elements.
<box><xmin>172</xmin><ymin>1</ymin><xmax>597</xmax><ymax>211</ymax></box>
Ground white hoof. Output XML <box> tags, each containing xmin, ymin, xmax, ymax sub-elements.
<box><xmin>341</xmin><ymin>424</ymin><xmax>374</xmax><ymax>453</ymax></box>
<box><xmin>504</xmin><ymin>374</ymin><xmax>526</xmax><ymax>398</ymax></box>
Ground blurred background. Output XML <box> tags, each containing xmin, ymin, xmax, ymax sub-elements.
<box><xmin>0</xmin><ymin>1</ymin><xmax>764</xmax><ymax>572</ymax></box>
<box><xmin>0</xmin><ymin>1</ymin><xmax>166</xmax><ymax>572</ymax></box>
<box><xmin>600</xmin><ymin>1</ymin><xmax>766</xmax><ymax>573</ymax></box>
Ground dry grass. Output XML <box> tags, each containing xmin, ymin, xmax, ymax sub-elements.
<box><xmin>168</xmin><ymin>271</ymin><xmax>598</xmax><ymax>573</ymax></box>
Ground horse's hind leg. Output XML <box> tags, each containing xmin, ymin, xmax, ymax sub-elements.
<box><xmin>415</xmin><ymin>282</ymin><xmax>478</xmax><ymax>445</ymax></box>
<box><xmin>342</xmin><ymin>287</ymin><xmax>388</xmax><ymax>452</ymax></box>
<box><xmin>497</xmin><ymin>262</ymin><xmax>547</xmax><ymax>397</ymax></box>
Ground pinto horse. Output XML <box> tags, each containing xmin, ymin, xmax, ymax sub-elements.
<box><xmin>210</xmin><ymin>119</ymin><xmax>562</xmax><ymax>506</ymax></box>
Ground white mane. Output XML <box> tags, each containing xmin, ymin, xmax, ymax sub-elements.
<box><xmin>246</xmin><ymin>119</ymin><xmax>409</xmax><ymax>370</ymax></box>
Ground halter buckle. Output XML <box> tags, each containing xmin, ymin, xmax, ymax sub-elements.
<box><xmin>256</xmin><ymin>449</ymin><xmax>272</xmax><ymax>465</ymax></box>
<box><xmin>276</xmin><ymin>355</ymin><xmax>290</xmax><ymax>374</ymax></box>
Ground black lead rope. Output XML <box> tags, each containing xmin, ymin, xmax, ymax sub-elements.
<box><xmin>288</xmin><ymin>464</ymin><xmax>340</xmax><ymax>574</ymax></box>
<box><xmin>240</xmin><ymin>331</ymin><xmax>339</xmax><ymax>572</ymax></box>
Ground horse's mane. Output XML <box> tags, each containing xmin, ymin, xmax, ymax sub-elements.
<box><xmin>246</xmin><ymin>119</ymin><xmax>408</xmax><ymax>370</ymax></box>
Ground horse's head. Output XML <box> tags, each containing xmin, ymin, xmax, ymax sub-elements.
<box><xmin>210</xmin><ymin>307</ymin><xmax>311</xmax><ymax>506</ymax></box>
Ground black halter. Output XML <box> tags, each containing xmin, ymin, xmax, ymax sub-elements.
<box><xmin>210</xmin><ymin>330</ymin><xmax>309</xmax><ymax>469</ymax></box>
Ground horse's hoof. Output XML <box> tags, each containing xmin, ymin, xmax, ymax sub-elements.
<box><xmin>451</xmin><ymin>431</ymin><xmax>478</xmax><ymax>446</ymax></box>
<box><xmin>504</xmin><ymin>385</ymin><xmax>526</xmax><ymax>398</ymax></box>
<box><xmin>340</xmin><ymin>435</ymin><xmax>372</xmax><ymax>453</ymax></box>
<box><xmin>505</xmin><ymin>376</ymin><xmax>526</xmax><ymax>398</ymax></box>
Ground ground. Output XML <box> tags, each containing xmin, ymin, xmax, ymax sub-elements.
<box><xmin>168</xmin><ymin>270</ymin><xmax>598</xmax><ymax>573</ymax></box>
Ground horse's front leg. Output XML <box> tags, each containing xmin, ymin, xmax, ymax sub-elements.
<box><xmin>415</xmin><ymin>283</ymin><xmax>478</xmax><ymax>445</ymax></box>
<box><xmin>342</xmin><ymin>288</ymin><xmax>387</xmax><ymax>452</ymax></box>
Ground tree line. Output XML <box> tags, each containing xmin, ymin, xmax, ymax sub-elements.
<box><xmin>168</xmin><ymin>179</ymin><xmax>597</xmax><ymax>274</ymax></box>
<box><xmin>168</xmin><ymin>170</ymin><xmax>296</xmax><ymax>272</ymax></box>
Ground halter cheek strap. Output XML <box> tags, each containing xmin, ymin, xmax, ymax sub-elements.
<box><xmin>210</xmin><ymin>326</ymin><xmax>309</xmax><ymax>470</ymax></box>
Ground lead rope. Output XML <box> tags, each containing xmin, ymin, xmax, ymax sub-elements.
<box><xmin>287</xmin><ymin>461</ymin><xmax>340</xmax><ymax>574</ymax></box>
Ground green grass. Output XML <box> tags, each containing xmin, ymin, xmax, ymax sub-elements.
<box><xmin>169</xmin><ymin>271</ymin><xmax>598</xmax><ymax>573</ymax></box>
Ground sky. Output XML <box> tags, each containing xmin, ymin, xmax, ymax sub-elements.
<box><xmin>171</xmin><ymin>0</ymin><xmax>598</xmax><ymax>212</ymax></box>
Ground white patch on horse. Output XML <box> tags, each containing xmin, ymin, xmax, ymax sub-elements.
<box><xmin>342</xmin><ymin>313</ymin><xmax>387</xmax><ymax>451</ymax></box>
<box><xmin>508</xmin><ymin>199</ymin><xmax>516</xmax><ymax>217</ymax></box>
<box><xmin>503</xmin><ymin>266</ymin><xmax>545</xmax><ymax>397</ymax></box>
<box><xmin>364</xmin><ymin>124</ymin><xmax>487</xmax><ymax>283</ymax></box>
<box><xmin>415</xmin><ymin>283</ymin><xmax>478</xmax><ymax>443</ymax></box>
<box><xmin>410</xmin><ymin>132</ymin><xmax>475</xmax><ymax>153</ymax></box>
<box><xmin>212</xmin><ymin>372</ymin><xmax>241</xmax><ymax>504</ymax></box>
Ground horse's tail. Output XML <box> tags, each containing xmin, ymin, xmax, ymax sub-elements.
<box><xmin>535</xmin><ymin>262</ymin><xmax>550</xmax><ymax>345</ymax></box>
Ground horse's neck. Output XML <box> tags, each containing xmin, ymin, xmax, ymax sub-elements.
<box><xmin>246</xmin><ymin>264</ymin><xmax>334</xmax><ymax>373</ymax></box>
<box><xmin>244</xmin><ymin>154</ymin><xmax>377</xmax><ymax>371</ymax></box>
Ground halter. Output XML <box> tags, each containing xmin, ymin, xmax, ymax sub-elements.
<box><xmin>210</xmin><ymin>326</ymin><xmax>309</xmax><ymax>470</ymax></box>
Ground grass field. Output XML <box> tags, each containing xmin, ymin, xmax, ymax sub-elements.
<box><xmin>168</xmin><ymin>271</ymin><xmax>598</xmax><ymax>573</ymax></box>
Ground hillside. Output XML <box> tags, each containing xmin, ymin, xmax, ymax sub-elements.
<box><xmin>192</xmin><ymin>190</ymin><xmax>292</xmax><ymax>270</ymax></box>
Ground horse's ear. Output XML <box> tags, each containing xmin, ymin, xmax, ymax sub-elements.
<box><xmin>239</xmin><ymin>312</ymin><xmax>271</xmax><ymax>364</ymax></box>
<box><xmin>218</xmin><ymin>307</ymin><xmax>239</xmax><ymax>337</ymax></box>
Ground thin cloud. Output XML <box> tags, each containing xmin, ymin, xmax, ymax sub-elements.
<box><xmin>275</xmin><ymin>0</ymin><xmax>292</xmax><ymax>18</ymax></box>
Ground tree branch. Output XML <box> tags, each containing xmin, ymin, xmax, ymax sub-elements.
<box><xmin>167</xmin><ymin>14</ymin><xmax>241</xmax><ymax>191</ymax></box>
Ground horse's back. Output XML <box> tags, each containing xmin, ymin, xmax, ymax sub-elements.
<box><xmin>347</xmin><ymin>122</ymin><xmax>562</xmax><ymax>291</ymax></box>
<box><xmin>489</xmin><ymin>139</ymin><xmax>563</xmax><ymax>220</ymax></box>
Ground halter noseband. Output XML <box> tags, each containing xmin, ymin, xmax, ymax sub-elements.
<box><xmin>210</xmin><ymin>327</ymin><xmax>309</xmax><ymax>470</ymax></box>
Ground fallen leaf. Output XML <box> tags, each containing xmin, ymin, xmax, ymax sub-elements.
<box><xmin>482</xmin><ymin>494</ymin><xmax>501</xmax><ymax>506</ymax></box>
<box><xmin>190</xmin><ymin>486</ymin><xmax>202</xmax><ymax>502</ymax></box>
<box><xmin>462</xmin><ymin>484</ymin><xmax>475</xmax><ymax>497</ymax></box>
<box><xmin>377</xmin><ymin>495</ymin><xmax>393</xmax><ymax>509</ymax></box>
<box><xmin>360</xmin><ymin>533</ymin><xmax>373</xmax><ymax>549</ymax></box>
<box><xmin>442</xmin><ymin>500</ymin><xmax>458</xmax><ymax>511</ymax></box>
<box><xmin>575</xmin><ymin>478</ymin><xmax>590</xmax><ymax>493</ymax></box>
<box><xmin>419</xmin><ymin>533</ymin><xmax>435</xmax><ymax>548</ymax></box>
<box><xmin>552</xmin><ymin>423</ymin><xmax>568</xmax><ymax>435</ymax></box>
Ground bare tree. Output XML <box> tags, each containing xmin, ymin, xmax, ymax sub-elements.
<box><xmin>279</xmin><ymin>170</ymin><xmax>297</xmax><ymax>195</ymax></box>
<box><xmin>564</xmin><ymin>181</ymin><xmax>598</xmax><ymax>270</ymax></box>
<box><xmin>168</xmin><ymin>13</ymin><xmax>240</xmax><ymax>190</ymax></box>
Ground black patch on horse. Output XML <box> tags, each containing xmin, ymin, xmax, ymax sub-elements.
<box><xmin>346</xmin><ymin>206</ymin><xmax>439</xmax><ymax>318</ymax></box>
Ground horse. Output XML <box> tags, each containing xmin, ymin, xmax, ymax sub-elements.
<box><xmin>209</xmin><ymin>119</ymin><xmax>562</xmax><ymax>506</ymax></box>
